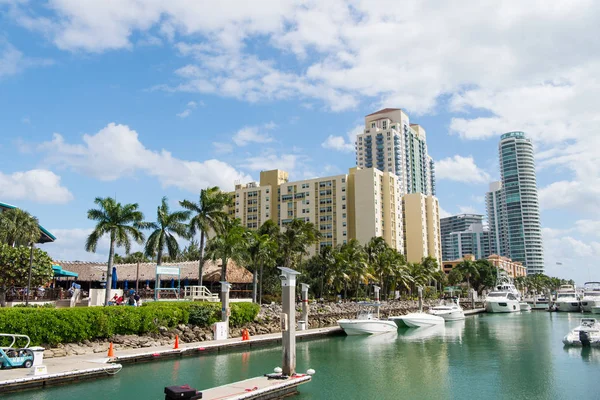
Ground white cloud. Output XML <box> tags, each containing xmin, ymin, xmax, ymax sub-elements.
<box><xmin>435</xmin><ymin>155</ymin><xmax>490</xmax><ymax>184</ymax></box>
<box><xmin>458</xmin><ymin>205</ymin><xmax>480</xmax><ymax>215</ymax></box>
<box><xmin>38</xmin><ymin>123</ymin><xmax>251</xmax><ymax>192</ymax></box>
<box><xmin>176</xmin><ymin>109</ymin><xmax>191</xmax><ymax>118</ymax></box>
<box><xmin>232</xmin><ymin>126</ymin><xmax>273</xmax><ymax>146</ymax></box>
<box><xmin>574</xmin><ymin>220</ymin><xmax>600</xmax><ymax>237</ymax></box>
<box><xmin>0</xmin><ymin>39</ymin><xmax>52</xmax><ymax>78</ymax></box>
<box><xmin>212</xmin><ymin>142</ymin><xmax>233</xmax><ymax>154</ymax></box>
<box><xmin>321</xmin><ymin>124</ymin><xmax>362</xmax><ymax>153</ymax></box>
<box><xmin>243</xmin><ymin>154</ymin><xmax>301</xmax><ymax>172</ymax></box>
<box><xmin>438</xmin><ymin>205</ymin><xmax>451</xmax><ymax>219</ymax></box>
<box><xmin>543</xmin><ymin>227</ymin><xmax>600</xmax><ymax>284</ymax></box>
<box><xmin>0</xmin><ymin>169</ymin><xmax>73</xmax><ymax>204</ymax></box>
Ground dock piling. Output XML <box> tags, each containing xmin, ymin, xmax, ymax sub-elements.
<box><xmin>278</xmin><ymin>267</ymin><xmax>301</xmax><ymax>376</ymax></box>
<box><xmin>300</xmin><ymin>283</ymin><xmax>310</xmax><ymax>331</ymax></box>
<box><xmin>220</xmin><ymin>281</ymin><xmax>232</xmax><ymax>338</ymax></box>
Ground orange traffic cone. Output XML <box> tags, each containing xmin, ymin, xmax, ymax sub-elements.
<box><xmin>107</xmin><ymin>342</ymin><xmax>115</xmax><ymax>357</ymax></box>
<box><xmin>174</xmin><ymin>335</ymin><xmax>180</xmax><ymax>349</ymax></box>
<box><xmin>242</xmin><ymin>329</ymin><xmax>250</xmax><ymax>341</ymax></box>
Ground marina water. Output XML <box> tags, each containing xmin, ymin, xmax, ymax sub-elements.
<box><xmin>8</xmin><ymin>312</ymin><xmax>599</xmax><ymax>400</ymax></box>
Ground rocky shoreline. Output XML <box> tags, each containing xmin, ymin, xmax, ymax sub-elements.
<box><xmin>42</xmin><ymin>300</ymin><xmax>480</xmax><ymax>359</ymax></box>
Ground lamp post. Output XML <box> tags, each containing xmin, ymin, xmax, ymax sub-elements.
<box><xmin>25</xmin><ymin>243</ymin><xmax>34</xmax><ymax>306</ymax></box>
<box><xmin>278</xmin><ymin>267</ymin><xmax>301</xmax><ymax>376</ymax></box>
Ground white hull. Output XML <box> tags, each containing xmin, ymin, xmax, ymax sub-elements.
<box><xmin>390</xmin><ymin>313</ymin><xmax>445</xmax><ymax>328</ymax></box>
<box><xmin>563</xmin><ymin>318</ymin><xmax>600</xmax><ymax>347</ymax></box>
<box><xmin>519</xmin><ymin>303</ymin><xmax>532</xmax><ymax>312</ymax></box>
<box><xmin>338</xmin><ymin>319</ymin><xmax>398</xmax><ymax>335</ymax></box>
<box><xmin>581</xmin><ymin>300</ymin><xmax>600</xmax><ymax>312</ymax></box>
<box><xmin>428</xmin><ymin>309</ymin><xmax>465</xmax><ymax>321</ymax></box>
<box><xmin>485</xmin><ymin>299</ymin><xmax>520</xmax><ymax>313</ymax></box>
<box><xmin>556</xmin><ymin>301</ymin><xmax>581</xmax><ymax>312</ymax></box>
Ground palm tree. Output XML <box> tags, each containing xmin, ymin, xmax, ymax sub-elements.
<box><xmin>85</xmin><ymin>197</ymin><xmax>146</xmax><ymax>305</ymax></box>
<box><xmin>256</xmin><ymin>220</ymin><xmax>281</xmax><ymax>303</ymax></box>
<box><xmin>339</xmin><ymin>240</ymin><xmax>370</xmax><ymax>299</ymax></box>
<box><xmin>280</xmin><ymin>219</ymin><xmax>320</xmax><ymax>269</ymax></box>
<box><xmin>203</xmin><ymin>218</ymin><xmax>248</xmax><ymax>283</ymax></box>
<box><xmin>456</xmin><ymin>259</ymin><xmax>479</xmax><ymax>291</ymax></box>
<box><xmin>0</xmin><ymin>208</ymin><xmax>40</xmax><ymax>247</ymax></box>
<box><xmin>245</xmin><ymin>230</ymin><xmax>278</xmax><ymax>303</ymax></box>
<box><xmin>145</xmin><ymin>197</ymin><xmax>190</xmax><ymax>265</ymax></box>
<box><xmin>180</xmin><ymin>187</ymin><xmax>231</xmax><ymax>287</ymax></box>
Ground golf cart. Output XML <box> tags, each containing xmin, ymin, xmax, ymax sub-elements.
<box><xmin>0</xmin><ymin>334</ymin><xmax>34</xmax><ymax>369</ymax></box>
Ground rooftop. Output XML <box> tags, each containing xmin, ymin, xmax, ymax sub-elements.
<box><xmin>365</xmin><ymin>108</ymin><xmax>402</xmax><ymax>117</ymax></box>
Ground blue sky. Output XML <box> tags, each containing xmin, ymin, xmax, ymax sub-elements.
<box><xmin>1</xmin><ymin>1</ymin><xmax>598</xmax><ymax>284</ymax></box>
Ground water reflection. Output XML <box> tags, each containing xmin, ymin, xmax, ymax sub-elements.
<box><xmin>563</xmin><ymin>346</ymin><xmax>600</xmax><ymax>364</ymax></box>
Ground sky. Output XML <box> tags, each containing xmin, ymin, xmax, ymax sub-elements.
<box><xmin>0</xmin><ymin>1</ymin><xmax>598</xmax><ymax>284</ymax></box>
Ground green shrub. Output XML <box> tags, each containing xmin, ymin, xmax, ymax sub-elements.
<box><xmin>229</xmin><ymin>303</ymin><xmax>260</xmax><ymax>327</ymax></box>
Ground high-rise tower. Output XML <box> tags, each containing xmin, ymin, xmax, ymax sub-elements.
<box><xmin>355</xmin><ymin>108</ymin><xmax>435</xmax><ymax>196</ymax></box>
<box><xmin>498</xmin><ymin>132</ymin><xmax>544</xmax><ymax>274</ymax></box>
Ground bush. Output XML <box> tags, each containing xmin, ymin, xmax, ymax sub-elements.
<box><xmin>0</xmin><ymin>301</ymin><xmax>260</xmax><ymax>346</ymax></box>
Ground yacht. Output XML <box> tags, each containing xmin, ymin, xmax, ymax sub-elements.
<box><xmin>563</xmin><ymin>318</ymin><xmax>600</xmax><ymax>347</ymax></box>
<box><xmin>389</xmin><ymin>313</ymin><xmax>445</xmax><ymax>328</ymax></box>
<box><xmin>580</xmin><ymin>282</ymin><xmax>600</xmax><ymax>313</ymax></box>
<box><xmin>338</xmin><ymin>305</ymin><xmax>398</xmax><ymax>335</ymax></box>
<box><xmin>525</xmin><ymin>294</ymin><xmax>550</xmax><ymax>310</ymax></box>
<box><xmin>555</xmin><ymin>285</ymin><xmax>581</xmax><ymax>312</ymax></box>
<box><xmin>485</xmin><ymin>291</ymin><xmax>520</xmax><ymax>313</ymax></box>
<box><xmin>428</xmin><ymin>298</ymin><xmax>465</xmax><ymax>321</ymax></box>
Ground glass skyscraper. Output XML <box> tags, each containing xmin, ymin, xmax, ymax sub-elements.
<box><xmin>497</xmin><ymin>132</ymin><xmax>544</xmax><ymax>274</ymax></box>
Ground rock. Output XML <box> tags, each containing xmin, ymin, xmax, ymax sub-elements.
<box><xmin>158</xmin><ymin>326</ymin><xmax>168</xmax><ymax>333</ymax></box>
<box><xmin>53</xmin><ymin>348</ymin><xmax>67</xmax><ymax>357</ymax></box>
<box><xmin>43</xmin><ymin>350</ymin><xmax>54</xmax><ymax>359</ymax></box>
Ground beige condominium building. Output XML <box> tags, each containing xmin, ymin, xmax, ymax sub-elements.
<box><xmin>402</xmin><ymin>193</ymin><xmax>442</xmax><ymax>264</ymax></box>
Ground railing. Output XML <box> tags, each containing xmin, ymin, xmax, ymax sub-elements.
<box><xmin>4</xmin><ymin>287</ymin><xmax>77</xmax><ymax>302</ymax></box>
<box><xmin>183</xmin><ymin>286</ymin><xmax>219</xmax><ymax>302</ymax></box>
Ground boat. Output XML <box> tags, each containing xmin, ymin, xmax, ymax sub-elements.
<box><xmin>519</xmin><ymin>302</ymin><xmax>531</xmax><ymax>311</ymax></box>
<box><xmin>563</xmin><ymin>318</ymin><xmax>600</xmax><ymax>347</ymax></box>
<box><xmin>337</xmin><ymin>304</ymin><xmax>398</xmax><ymax>335</ymax></box>
<box><xmin>484</xmin><ymin>271</ymin><xmax>522</xmax><ymax>313</ymax></box>
<box><xmin>525</xmin><ymin>295</ymin><xmax>550</xmax><ymax>310</ymax></box>
<box><xmin>428</xmin><ymin>298</ymin><xmax>465</xmax><ymax>321</ymax></box>
<box><xmin>580</xmin><ymin>282</ymin><xmax>600</xmax><ymax>312</ymax></box>
<box><xmin>555</xmin><ymin>285</ymin><xmax>581</xmax><ymax>312</ymax></box>
<box><xmin>389</xmin><ymin>313</ymin><xmax>445</xmax><ymax>328</ymax></box>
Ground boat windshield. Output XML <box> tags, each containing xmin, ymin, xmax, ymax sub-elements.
<box><xmin>584</xmin><ymin>292</ymin><xmax>600</xmax><ymax>297</ymax></box>
<box><xmin>487</xmin><ymin>292</ymin><xmax>508</xmax><ymax>298</ymax></box>
<box><xmin>357</xmin><ymin>311</ymin><xmax>374</xmax><ymax>320</ymax></box>
<box><xmin>557</xmin><ymin>293</ymin><xmax>576</xmax><ymax>298</ymax></box>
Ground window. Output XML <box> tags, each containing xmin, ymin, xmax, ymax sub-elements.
<box><xmin>266</xmin><ymin>189</ymin><xmax>269</xmax><ymax>193</ymax></box>
<box><xmin>343</xmin><ymin>213</ymin><xmax>346</xmax><ymax>218</ymax></box>
<box><xmin>371</xmin><ymin>122</ymin><xmax>376</xmax><ymax>129</ymax></box>
<box><xmin>343</xmin><ymin>222</ymin><xmax>347</xmax><ymax>227</ymax></box>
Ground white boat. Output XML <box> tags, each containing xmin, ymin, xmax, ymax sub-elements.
<box><xmin>525</xmin><ymin>295</ymin><xmax>550</xmax><ymax>310</ymax></box>
<box><xmin>519</xmin><ymin>302</ymin><xmax>532</xmax><ymax>312</ymax></box>
<box><xmin>563</xmin><ymin>318</ymin><xmax>600</xmax><ymax>347</ymax></box>
<box><xmin>389</xmin><ymin>313</ymin><xmax>445</xmax><ymax>328</ymax></box>
<box><xmin>338</xmin><ymin>306</ymin><xmax>397</xmax><ymax>335</ymax></box>
<box><xmin>555</xmin><ymin>285</ymin><xmax>581</xmax><ymax>312</ymax></box>
<box><xmin>428</xmin><ymin>298</ymin><xmax>465</xmax><ymax>321</ymax></box>
<box><xmin>580</xmin><ymin>282</ymin><xmax>600</xmax><ymax>312</ymax></box>
<box><xmin>485</xmin><ymin>291</ymin><xmax>520</xmax><ymax>313</ymax></box>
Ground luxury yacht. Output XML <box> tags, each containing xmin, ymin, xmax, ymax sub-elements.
<box><xmin>580</xmin><ymin>282</ymin><xmax>600</xmax><ymax>313</ymax></box>
<box><xmin>485</xmin><ymin>291</ymin><xmax>520</xmax><ymax>313</ymax></box>
<box><xmin>555</xmin><ymin>285</ymin><xmax>581</xmax><ymax>312</ymax></box>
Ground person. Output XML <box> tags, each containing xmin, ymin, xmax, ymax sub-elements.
<box><xmin>134</xmin><ymin>293</ymin><xmax>142</xmax><ymax>306</ymax></box>
<box><xmin>128</xmin><ymin>294</ymin><xmax>136</xmax><ymax>306</ymax></box>
<box><xmin>116</xmin><ymin>295</ymin><xmax>124</xmax><ymax>305</ymax></box>
<box><xmin>110</xmin><ymin>293</ymin><xmax>119</xmax><ymax>305</ymax></box>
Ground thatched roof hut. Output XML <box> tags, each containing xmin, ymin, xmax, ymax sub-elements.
<box><xmin>53</xmin><ymin>259</ymin><xmax>253</xmax><ymax>284</ymax></box>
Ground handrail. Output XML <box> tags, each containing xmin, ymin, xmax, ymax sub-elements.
<box><xmin>0</xmin><ymin>333</ymin><xmax>31</xmax><ymax>349</ymax></box>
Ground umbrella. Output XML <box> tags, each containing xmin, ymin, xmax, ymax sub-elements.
<box><xmin>112</xmin><ymin>267</ymin><xmax>117</xmax><ymax>289</ymax></box>
<box><xmin>170</xmin><ymin>278</ymin><xmax>175</xmax><ymax>288</ymax></box>
<box><xmin>184</xmin><ymin>278</ymin><xmax>189</xmax><ymax>287</ymax></box>
<box><xmin>124</xmin><ymin>280</ymin><xmax>129</xmax><ymax>290</ymax></box>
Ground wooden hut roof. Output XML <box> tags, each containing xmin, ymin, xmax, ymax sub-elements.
<box><xmin>53</xmin><ymin>259</ymin><xmax>253</xmax><ymax>284</ymax></box>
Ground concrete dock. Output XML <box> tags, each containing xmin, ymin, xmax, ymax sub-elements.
<box><xmin>0</xmin><ymin>326</ymin><xmax>340</xmax><ymax>394</ymax></box>
<box><xmin>200</xmin><ymin>374</ymin><xmax>312</xmax><ymax>400</ymax></box>
<box><xmin>464</xmin><ymin>308</ymin><xmax>486</xmax><ymax>315</ymax></box>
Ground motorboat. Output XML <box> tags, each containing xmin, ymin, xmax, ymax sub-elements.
<box><xmin>555</xmin><ymin>285</ymin><xmax>581</xmax><ymax>312</ymax></box>
<box><xmin>524</xmin><ymin>295</ymin><xmax>550</xmax><ymax>310</ymax></box>
<box><xmin>519</xmin><ymin>302</ymin><xmax>532</xmax><ymax>311</ymax></box>
<box><xmin>389</xmin><ymin>313</ymin><xmax>445</xmax><ymax>328</ymax></box>
<box><xmin>338</xmin><ymin>305</ymin><xmax>398</xmax><ymax>335</ymax></box>
<box><xmin>485</xmin><ymin>291</ymin><xmax>520</xmax><ymax>313</ymax></box>
<box><xmin>563</xmin><ymin>318</ymin><xmax>600</xmax><ymax>347</ymax></box>
<box><xmin>428</xmin><ymin>298</ymin><xmax>465</xmax><ymax>321</ymax></box>
<box><xmin>580</xmin><ymin>282</ymin><xmax>600</xmax><ymax>312</ymax></box>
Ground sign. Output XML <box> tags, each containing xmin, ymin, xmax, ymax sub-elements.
<box><xmin>156</xmin><ymin>266</ymin><xmax>179</xmax><ymax>275</ymax></box>
<box><xmin>213</xmin><ymin>322</ymin><xmax>228</xmax><ymax>340</ymax></box>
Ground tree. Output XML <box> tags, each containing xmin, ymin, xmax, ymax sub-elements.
<box><xmin>179</xmin><ymin>240</ymin><xmax>202</xmax><ymax>262</ymax></box>
<box><xmin>145</xmin><ymin>197</ymin><xmax>190</xmax><ymax>265</ymax></box>
<box><xmin>472</xmin><ymin>259</ymin><xmax>497</xmax><ymax>293</ymax></box>
<box><xmin>245</xmin><ymin>230</ymin><xmax>278</xmax><ymax>303</ymax></box>
<box><xmin>448</xmin><ymin>268</ymin><xmax>463</xmax><ymax>286</ymax></box>
<box><xmin>0</xmin><ymin>243</ymin><xmax>53</xmax><ymax>306</ymax></box>
<box><xmin>339</xmin><ymin>240</ymin><xmax>370</xmax><ymax>299</ymax></box>
<box><xmin>280</xmin><ymin>219</ymin><xmax>320</xmax><ymax>269</ymax></box>
<box><xmin>85</xmin><ymin>197</ymin><xmax>146</xmax><ymax>306</ymax></box>
<box><xmin>180</xmin><ymin>187</ymin><xmax>231</xmax><ymax>287</ymax></box>
<box><xmin>256</xmin><ymin>220</ymin><xmax>281</xmax><ymax>303</ymax></box>
<box><xmin>0</xmin><ymin>208</ymin><xmax>40</xmax><ymax>247</ymax></box>
<box><xmin>203</xmin><ymin>218</ymin><xmax>248</xmax><ymax>283</ymax></box>
<box><xmin>456</xmin><ymin>259</ymin><xmax>479</xmax><ymax>291</ymax></box>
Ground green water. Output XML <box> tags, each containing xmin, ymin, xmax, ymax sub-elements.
<box><xmin>6</xmin><ymin>312</ymin><xmax>600</xmax><ymax>400</ymax></box>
